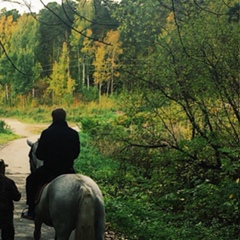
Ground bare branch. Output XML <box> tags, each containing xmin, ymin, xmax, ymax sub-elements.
<box><xmin>0</xmin><ymin>40</ymin><xmax>31</xmax><ymax>75</ymax></box>
<box><xmin>39</xmin><ymin>0</ymin><xmax>111</xmax><ymax>45</ymax></box>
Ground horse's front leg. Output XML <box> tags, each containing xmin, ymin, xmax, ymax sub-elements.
<box><xmin>34</xmin><ymin>220</ymin><xmax>42</xmax><ymax>240</ymax></box>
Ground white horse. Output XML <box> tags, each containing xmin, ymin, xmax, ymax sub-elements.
<box><xmin>27</xmin><ymin>140</ymin><xmax>106</xmax><ymax>240</ymax></box>
<box><xmin>27</xmin><ymin>139</ymin><xmax>43</xmax><ymax>171</ymax></box>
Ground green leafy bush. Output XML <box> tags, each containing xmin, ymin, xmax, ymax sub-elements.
<box><xmin>0</xmin><ymin>120</ymin><xmax>11</xmax><ymax>133</ymax></box>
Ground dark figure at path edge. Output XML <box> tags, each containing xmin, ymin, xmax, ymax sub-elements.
<box><xmin>0</xmin><ymin>159</ymin><xmax>21</xmax><ymax>240</ymax></box>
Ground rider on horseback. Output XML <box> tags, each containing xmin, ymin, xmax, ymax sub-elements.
<box><xmin>22</xmin><ymin>108</ymin><xmax>80</xmax><ymax>220</ymax></box>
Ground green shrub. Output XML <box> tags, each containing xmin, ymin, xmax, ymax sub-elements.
<box><xmin>0</xmin><ymin>120</ymin><xmax>11</xmax><ymax>133</ymax></box>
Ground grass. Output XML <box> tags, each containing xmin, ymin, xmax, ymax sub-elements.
<box><xmin>1</xmin><ymin>102</ymin><xmax>238</xmax><ymax>240</ymax></box>
<box><xmin>0</xmin><ymin>119</ymin><xmax>20</xmax><ymax>144</ymax></box>
<box><xmin>0</xmin><ymin>133</ymin><xmax>19</xmax><ymax>144</ymax></box>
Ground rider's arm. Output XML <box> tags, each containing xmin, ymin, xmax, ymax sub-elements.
<box><xmin>35</xmin><ymin>131</ymin><xmax>48</xmax><ymax>161</ymax></box>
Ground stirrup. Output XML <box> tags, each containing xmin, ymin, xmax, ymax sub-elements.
<box><xmin>21</xmin><ymin>208</ymin><xmax>34</xmax><ymax>220</ymax></box>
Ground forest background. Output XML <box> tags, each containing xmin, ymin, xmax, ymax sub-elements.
<box><xmin>0</xmin><ymin>0</ymin><xmax>239</xmax><ymax>239</ymax></box>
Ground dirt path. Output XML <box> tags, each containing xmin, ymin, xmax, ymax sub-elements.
<box><xmin>0</xmin><ymin>118</ymin><xmax>117</xmax><ymax>240</ymax></box>
<box><xmin>0</xmin><ymin>119</ymin><xmax>55</xmax><ymax>239</ymax></box>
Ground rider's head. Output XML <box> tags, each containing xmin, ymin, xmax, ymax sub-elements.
<box><xmin>0</xmin><ymin>159</ymin><xmax>8</xmax><ymax>175</ymax></box>
<box><xmin>52</xmin><ymin>108</ymin><xmax>66</xmax><ymax>123</ymax></box>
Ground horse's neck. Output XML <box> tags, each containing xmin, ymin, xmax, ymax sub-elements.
<box><xmin>36</xmin><ymin>159</ymin><xmax>43</xmax><ymax>168</ymax></box>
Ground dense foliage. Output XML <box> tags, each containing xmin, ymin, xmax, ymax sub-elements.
<box><xmin>0</xmin><ymin>119</ymin><xmax>18</xmax><ymax>144</ymax></box>
<box><xmin>0</xmin><ymin>0</ymin><xmax>239</xmax><ymax>239</ymax></box>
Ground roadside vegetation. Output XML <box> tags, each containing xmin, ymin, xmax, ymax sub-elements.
<box><xmin>0</xmin><ymin>96</ymin><xmax>239</xmax><ymax>239</ymax></box>
<box><xmin>0</xmin><ymin>119</ymin><xmax>18</xmax><ymax>144</ymax></box>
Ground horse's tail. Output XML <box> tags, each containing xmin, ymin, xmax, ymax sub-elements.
<box><xmin>75</xmin><ymin>185</ymin><xmax>95</xmax><ymax>240</ymax></box>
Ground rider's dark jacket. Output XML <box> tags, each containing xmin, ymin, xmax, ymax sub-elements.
<box><xmin>26</xmin><ymin>120</ymin><xmax>80</xmax><ymax>209</ymax></box>
<box><xmin>36</xmin><ymin>120</ymin><xmax>80</xmax><ymax>171</ymax></box>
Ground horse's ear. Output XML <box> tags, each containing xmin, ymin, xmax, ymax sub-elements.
<box><xmin>27</xmin><ymin>139</ymin><xmax>33</xmax><ymax>147</ymax></box>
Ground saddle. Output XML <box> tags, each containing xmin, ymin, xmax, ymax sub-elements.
<box><xmin>34</xmin><ymin>183</ymin><xmax>48</xmax><ymax>205</ymax></box>
<box><xmin>34</xmin><ymin>174</ymin><xmax>57</xmax><ymax>205</ymax></box>
<box><xmin>34</xmin><ymin>171</ymin><xmax>74</xmax><ymax>205</ymax></box>
<box><xmin>21</xmin><ymin>183</ymin><xmax>48</xmax><ymax>221</ymax></box>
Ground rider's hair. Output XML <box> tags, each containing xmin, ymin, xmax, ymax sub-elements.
<box><xmin>52</xmin><ymin>108</ymin><xmax>66</xmax><ymax>122</ymax></box>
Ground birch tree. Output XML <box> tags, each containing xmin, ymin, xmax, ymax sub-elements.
<box><xmin>49</xmin><ymin>42</ymin><xmax>75</xmax><ymax>104</ymax></box>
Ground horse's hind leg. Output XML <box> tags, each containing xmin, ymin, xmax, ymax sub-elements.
<box><xmin>95</xmin><ymin>197</ymin><xmax>106</xmax><ymax>240</ymax></box>
<box><xmin>34</xmin><ymin>221</ymin><xmax>42</xmax><ymax>240</ymax></box>
<box><xmin>55</xmin><ymin>229</ymin><xmax>72</xmax><ymax>240</ymax></box>
<box><xmin>55</xmin><ymin>234</ymin><xmax>71</xmax><ymax>240</ymax></box>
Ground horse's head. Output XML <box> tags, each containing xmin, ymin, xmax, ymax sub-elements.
<box><xmin>27</xmin><ymin>139</ymin><xmax>43</xmax><ymax>172</ymax></box>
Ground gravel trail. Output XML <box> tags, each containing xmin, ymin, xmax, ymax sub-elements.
<box><xmin>0</xmin><ymin>118</ymin><xmax>117</xmax><ymax>240</ymax></box>
<box><xmin>0</xmin><ymin>118</ymin><xmax>55</xmax><ymax>239</ymax></box>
